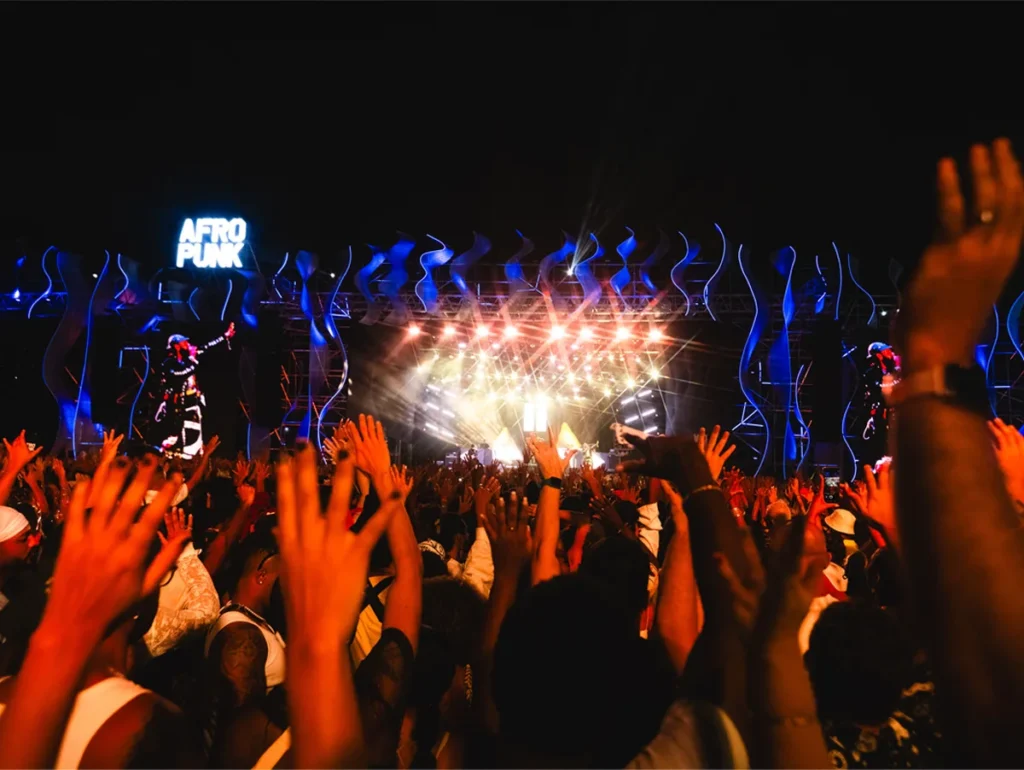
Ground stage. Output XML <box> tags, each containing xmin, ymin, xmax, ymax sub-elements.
<box><xmin>7</xmin><ymin>221</ymin><xmax>1011</xmax><ymax>480</ymax></box>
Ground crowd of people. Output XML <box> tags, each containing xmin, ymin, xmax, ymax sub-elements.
<box><xmin>0</xmin><ymin>138</ymin><xmax>1022</xmax><ymax>769</ymax></box>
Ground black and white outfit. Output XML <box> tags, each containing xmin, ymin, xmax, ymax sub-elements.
<box><xmin>151</xmin><ymin>325</ymin><xmax>233</xmax><ymax>459</ymax></box>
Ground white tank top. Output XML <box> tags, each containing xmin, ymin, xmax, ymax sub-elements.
<box><xmin>0</xmin><ymin>674</ymin><xmax>150</xmax><ymax>769</ymax></box>
<box><xmin>204</xmin><ymin>606</ymin><xmax>286</xmax><ymax>689</ymax></box>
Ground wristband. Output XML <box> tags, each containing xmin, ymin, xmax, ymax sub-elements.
<box><xmin>542</xmin><ymin>476</ymin><xmax>563</xmax><ymax>491</ymax></box>
<box><xmin>683</xmin><ymin>483</ymin><xmax>720</xmax><ymax>505</ymax></box>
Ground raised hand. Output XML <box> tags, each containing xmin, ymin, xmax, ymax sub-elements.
<box><xmin>481</xmin><ymin>492</ymin><xmax>533</xmax><ymax>578</ymax></box>
<box><xmin>389</xmin><ymin>464</ymin><xmax>413</xmax><ymax>503</ymax></box>
<box><xmin>276</xmin><ymin>445</ymin><xmax>398</xmax><ymax>655</ymax></box>
<box><xmin>203</xmin><ymin>434</ymin><xmax>221</xmax><ymax>458</ymax></box>
<box><xmin>989</xmin><ymin>418</ymin><xmax>1024</xmax><ymax>506</ymax></box>
<box><xmin>252</xmin><ymin>460</ymin><xmax>272</xmax><ymax>483</ymax></box>
<box><xmin>238</xmin><ymin>483</ymin><xmax>256</xmax><ymax>509</ymax></box>
<box><xmin>322</xmin><ymin>434</ymin><xmax>345</xmax><ymax>464</ymax></box>
<box><xmin>901</xmin><ymin>140</ymin><xmax>1024</xmax><ymax>372</ymax></box>
<box><xmin>526</xmin><ymin>425</ymin><xmax>576</xmax><ymax>480</ymax></box>
<box><xmin>697</xmin><ymin>425</ymin><xmax>736</xmax><ymax>481</ymax></box>
<box><xmin>844</xmin><ymin>464</ymin><xmax>897</xmax><ymax>546</ymax></box>
<box><xmin>345</xmin><ymin>415</ymin><xmax>392</xmax><ymax>483</ymax></box>
<box><xmin>49</xmin><ymin>456</ymin><xmax>67</xmax><ymax>482</ymax></box>
<box><xmin>41</xmin><ymin>458</ymin><xmax>189</xmax><ymax>646</ymax></box>
<box><xmin>99</xmin><ymin>429</ymin><xmax>124</xmax><ymax>465</ymax></box>
<box><xmin>3</xmin><ymin>430</ymin><xmax>42</xmax><ymax>474</ymax></box>
<box><xmin>232</xmin><ymin>458</ymin><xmax>251</xmax><ymax>487</ymax></box>
<box><xmin>474</xmin><ymin>476</ymin><xmax>501</xmax><ymax>524</ymax></box>
<box><xmin>580</xmin><ymin>463</ymin><xmax>602</xmax><ymax>499</ymax></box>
<box><xmin>458</xmin><ymin>484</ymin><xmax>475</xmax><ymax>515</ymax></box>
<box><xmin>438</xmin><ymin>475</ymin><xmax>456</xmax><ymax>507</ymax></box>
<box><xmin>0</xmin><ymin>457</ymin><xmax>190</xmax><ymax>770</ymax></box>
<box><xmin>160</xmin><ymin>507</ymin><xmax>194</xmax><ymax>545</ymax></box>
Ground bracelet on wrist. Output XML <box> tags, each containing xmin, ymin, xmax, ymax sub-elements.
<box><xmin>683</xmin><ymin>483</ymin><xmax>720</xmax><ymax>504</ymax></box>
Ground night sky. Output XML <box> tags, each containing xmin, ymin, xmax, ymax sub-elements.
<box><xmin>4</xmin><ymin>3</ymin><xmax>1022</xmax><ymax>286</ymax></box>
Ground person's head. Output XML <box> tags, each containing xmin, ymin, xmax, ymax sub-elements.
<box><xmin>421</xmin><ymin>549</ymin><xmax>448</xmax><ymax>579</ymax></box>
<box><xmin>234</xmin><ymin>533</ymin><xmax>281</xmax><ymax>611</ymax></box>
<box><xmin>579</xmin><ymin>535</ymin><xmax>652</xmax><ymax>618</ymax></box>
<box><xmin>804</xmin><ymin>602</ymin><xmax>914</xmax><ymax>725</ymax></box>
<box><xmin>0</xmin><ymin>506</ymin><xmax>32</xmax><ymax>570</ymax></box>
<box><xmin>436</xmin><ymin>513</ymin><xmax>467</xmax><ymax>560</ymax></box>
<box><xmin>422</xmin><ymin>576</ymin><xmax>487</xmax><ymax>665</ymax></box>
<box><xmin>167</xmin><ymin>333</ymin><xmax>193</xmax><ymax>359</ymax></box>
<box><xmin>493</xmin><ymin>574</ymin><xmax>665</xmax><ymax>767</ymax></box>
<box><xmin>766</xmin><ymin>499</ymin><xmax>792</xmax><ymax>525</ymax></box>
<box><xmin>823</xmin><ymin>526</ymin><xmax>849</xmax><ymax>566</ymax></box>
<box><xmin>524</xmin><ymin>480</ymin><xmax>540</xmax><ymax>506</ymax></box>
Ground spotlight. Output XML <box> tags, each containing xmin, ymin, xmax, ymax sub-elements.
<box><xmin>626</xmin><ymin>377</ymin><xmax>636</xmax><ymax>388</ymax></box>
<box><xmin>550</xmin><ymin>325</ymin><xmax>566</xmax><ymax>340</ymax></box>
<box><xmin>880</xmin><ymin>309</ymin><xmax>888</xmax><ymax>317</ymax></box>
<box><xmin>580</xmin><ymin>327</ymin><xmax>594</xmax><ymax>340</ymax></box>
<box><xmin>504</xmin><ymin>325</ymin><xmax>519</xmax><ymax>338</ymax></box>
<box><xmin>648</xmin><ymin>328</ymin><xmax>663</xmax><ymax>342</ymax></box>
<box><xmin>408</xmin><ymin>324</ymin><xmax>421</xmax><ymax>337</ymax></box>
<box><xmin>649</xmin><ymin>368</ymin><xmax>660</xmax><ymax>380</ymax></box>
<box><xmin>443</xmin><ymin>325</ymin><xmax>457</xmax><ymax>337</ymax></box>
<box><xmin>476</xmin><ymin>326</ymin><xmax>490</xmax><ymax>338</ymax></box>
<box><xmin>615</xmin><ymin>327</ymin><xmax>631</xmax><ymax>341</ymax></box>
<box><xmin>329</xmin><ymin>272</ymin><xmax>337</xmax><ymax>279</ymax></box>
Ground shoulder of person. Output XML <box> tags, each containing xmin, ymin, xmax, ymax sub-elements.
<box><xmin>87</xmin><ymin>690</ymin><xmax>202</xmax><ymax>768</ymax></box>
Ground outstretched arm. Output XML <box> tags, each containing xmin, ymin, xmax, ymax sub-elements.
<box><xmin>894</xmin><ymin>139</ymin><xmax>1024</xmax><ymax>767</ymax></box>
<box><xmin>197</xmin><ymin>322</ymin><xmax>236</xmax><ymax>356</ymax></box>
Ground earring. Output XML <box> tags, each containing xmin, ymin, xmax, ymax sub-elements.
<box><xmin>257</xmin><ymin>576</ymin><xmax>264</xmax><ymax>585</ymax></box>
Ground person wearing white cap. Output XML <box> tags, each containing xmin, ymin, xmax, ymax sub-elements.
<box><xmin>0</xmin><ymin>505</ymin><xmax>43</xmax><ymax>676</ymax></box>
<box><xmin>0</xmin><ymin>506</ymin><xmax>31</xmax><ymax>582</ymax></box>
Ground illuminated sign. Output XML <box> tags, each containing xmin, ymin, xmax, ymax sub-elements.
<box><xmin>176</xmin><ymin>217</ymin><xmax>247</xmax><ymax>269</ymax></box>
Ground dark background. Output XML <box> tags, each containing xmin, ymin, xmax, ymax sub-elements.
<box><xmin>3</xmin><ymin>2</ymin><xmax>1021</xmax><ymax>291</ymax></box>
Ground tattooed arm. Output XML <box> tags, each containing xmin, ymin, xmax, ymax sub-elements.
<box><xmin>209</xmin><ymin>623</ymin><xmax>268</xmax><ymax>708</ymax></box>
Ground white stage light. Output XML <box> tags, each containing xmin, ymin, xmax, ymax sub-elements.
<box><xmin>492</xmin><ymin>428</ymin><xmax>524</xmax><ymax>464</ymax></box>
<box><xmin>580</xmin><ymin>327</ymin><xmax>594</xmax><ymax>340</ymax></box>
<box><xmin>648</xmin><ymin>328</ymin><xmax>663</xmax><ymax>342</ymax></box>
<box><xmin>615</xmin><ymin>327</ymin><xmax>631</xmax><ymax>341</ymax></box>
<box><xmin>504</xmin><ymin>325</ymin><xmax>518</xmax><ymax>338</ymax></box>
<box><xmin>408</xmin><ymin>323</ymin><xmax>421</xmax><ymax>337</ymax></box>
<box><xmin>550</xmin><ymin>325</ymin><xmax>566</xmax><ymax>340</ymax></box>
<box><xmin>443</xmin><ymin>324</ymin><xmax>457</xmax><ymax>337</ymax></box>
<box><xmin>476</xmin><ymin>326</ymin><xmax>490</xmax><ymax>338</ymax></box>
<box><xmin>649</xmin><ymin>368</ymin><xmax>660</xmax><ymax>379</ymax></box>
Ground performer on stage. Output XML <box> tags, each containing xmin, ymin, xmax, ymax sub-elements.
<box><xmin>152</xmin><ymin>323</ymin><xmax>235</xmax><ymax>459</ymax></box>
<box><xmin>861</xmin><ymin>341</ymin><xmax>900</xmax><ymax>465</ymax></box>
